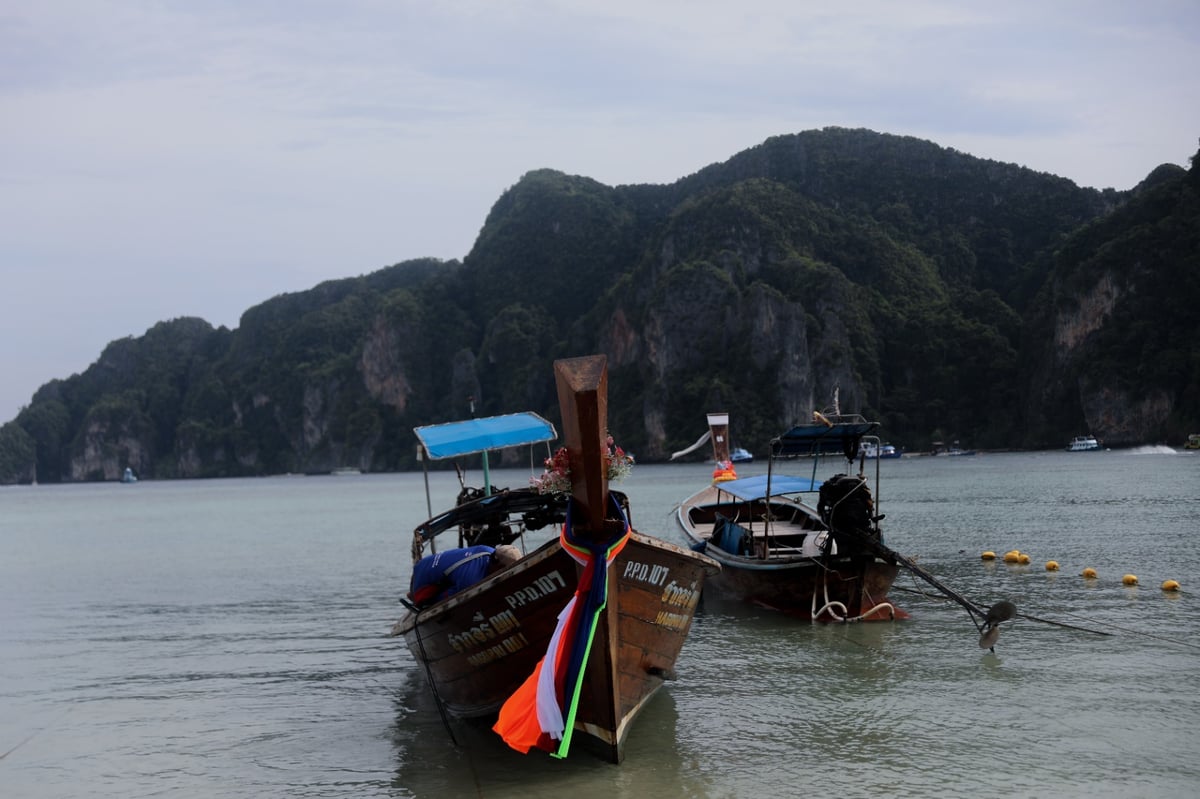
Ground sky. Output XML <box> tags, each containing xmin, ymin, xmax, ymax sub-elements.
<box><xmin>3</xmin><ymin>1</ymin><xmax>1199</xmax><ymax>424</ymax></box>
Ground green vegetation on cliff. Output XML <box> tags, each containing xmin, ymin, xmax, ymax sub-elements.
<box><xmin>3</xmin><ymin>129</ymin><xmax>1197</xmax><ymax>483</ymax></box>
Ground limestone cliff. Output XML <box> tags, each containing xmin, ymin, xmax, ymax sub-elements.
<box><xmin>5</xmin><ymin>130</ymin><xmax>1196</xmax><ymax>485</ymax></box>
<box><xmin>69</xmin><ymin>412</ymin><xmax>153</xmax><ymax>482</ymax></box>
<box><xmin>1023</xmin><ymin>159</ymin><xmax>1199</xmax><ymax>446</ymax></box>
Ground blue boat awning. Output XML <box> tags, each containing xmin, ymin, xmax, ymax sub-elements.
<box><xmin>714</xmin><ymin>474</ymin><xmax>821</xmax><ymax>501</ymax></box>
<box><xmin>414</xmin><ymin>412</ymin><xmax>557</xmax><ymax>460</ymax></box>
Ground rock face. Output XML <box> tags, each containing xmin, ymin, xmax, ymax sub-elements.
<box><xmin>1024</xmin><ymin>149</ymin><xmax>1200</xmax><ymax>449</ymax></box>
<box><xmin>1047</xmin><ymin>269</ymin><xmax>1163</xmax><ymax>446</ymax></box>
<box><xmin>1053</xmin><ymin>273</ymin><xmax>1120</xmax><ymax>354</ymax></box>
<box><xmin>69</xmin><ymin>417</ymin><xmax>152</xmax><ymax>482</ymax></box>
<box><xmin>1081</xmin><ymin>383</ymin><xmax>1173</xmax><ymax>446</ymax></box>
<box><xmin>360</xmin><ymin>315</ymin><xmax>412</xmax><ymax>412</ymax></box>
<box><xmin>619</xmin><ymin>249</ymin><xmax>870</xmax><ymax>459</ymax></box>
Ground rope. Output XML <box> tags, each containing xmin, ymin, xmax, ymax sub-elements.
<box><xmin>820</xmin><ymin>477</ymin><xmax>982</xmax><ymax>629</ymax></box>
<box><xmin>1052</xmin><ymin>608</ymin><xmax>1200</xmax><ymax>650</ymax></box>
<box><xmin>891</xmin><ymin>585</ymin><xmax>1117</xmax><ymax>638</ymax></box>
<box><xmin>410</xmin><ymin>608</ymin><xmax>458</xmax><ymax>746</ymax></box>
<box><xmin>811</xmin><ymin>569</ymin><xmax>897</xmax><ymax>622</ymax></box>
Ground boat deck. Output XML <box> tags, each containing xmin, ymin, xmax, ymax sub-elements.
<box><xmin>685</xmin><ymin>499</ymin><xmax>827</xmax><ymax>560</ymax></box>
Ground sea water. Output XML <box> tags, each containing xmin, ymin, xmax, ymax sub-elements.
<box><xmin>2</xmin><ymin>450</ymin><xmax>1198</xmax><ymax>798</ymax></box>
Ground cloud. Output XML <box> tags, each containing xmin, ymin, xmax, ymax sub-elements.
<box><xmin>1</xmin><ymin>0</ymin><xmax>1198</xmax><ymax>422</ymax></box>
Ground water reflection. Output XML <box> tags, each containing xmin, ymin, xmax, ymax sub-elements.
<box><xmin>389</xmin><ymin>667</ymin><xmax>712</xmax><ymax>799</ymax></box>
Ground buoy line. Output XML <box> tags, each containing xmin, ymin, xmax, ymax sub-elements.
<box><xmin>1052</xmin><ymin>609</ymin><xmax>1200</xmax><ymax>651</ymax></box>
<box><xmin>892</xmin><ymin>584</ymin><xmax>1200</xmax><ymax>651</ymax></box>
<box><xmin>980</xmin><ymin>551</ymin><xmax>1181</xmax><ymax>592</ymax></box>
<box><xmin>1012</xmin><ymin>609</ymin><xmax>1112</xmax><ymax>637</ymax></box>
<box><xmin>891</xmin><ymin>584</ymin><xmax>1115</xmax><ymax>635</ymax></box>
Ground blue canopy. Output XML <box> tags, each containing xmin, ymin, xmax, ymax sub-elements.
<box><xmin>414</xmin><ymin>413</ymin><xmax>557</xmax><ymax>460</ymax></box>
<box><xmin>714</xmin><ymin>474</ymin><xmax>822</xmax><ymax>501</ymax></box>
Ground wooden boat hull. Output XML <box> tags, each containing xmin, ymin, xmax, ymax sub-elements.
<box><xmin>676</xmin><ymin>485</ymin><xmax>900</xmax><ymax>621</ymax></box>
<box><xmin>697</xmin><ymin>549</ymin><xmax>899</xmax><ymax>619</ymax></box>
<box><xmin>396</xmin><ymin>531</ymin><xmax>718</xmax><ymax>762</ymax></box>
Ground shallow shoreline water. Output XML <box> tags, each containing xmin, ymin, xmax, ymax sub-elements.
<box><xmin>3</xmin><ymin>449</ymin><xmax>1198</xmax><ymax>798</ymax></box>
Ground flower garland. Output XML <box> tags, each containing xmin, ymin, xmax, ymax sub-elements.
<box><xmin>530</xmin><ymin>434</ymin><xmax>634</xmax><ymax>496</ymax></box>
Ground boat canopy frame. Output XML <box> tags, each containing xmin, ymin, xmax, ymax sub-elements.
<box><xmin>770</xmin><ymin>414</ymin><xmax>879</xmax><ymax>460</ymax></box>
<box><xmin>412</xmin><ymin>412</ymin><xmax>558</xmax><ymax>554</ymax></box>
<box><xmin>744</xmin><ymin>414</ymin><xmax>883</xmax><ymax>557</ymax></box>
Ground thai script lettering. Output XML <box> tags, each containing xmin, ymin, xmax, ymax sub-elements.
<box><xmin>466</xmin><ymin>632</ymin><xmax>531</xmax><ymax>667</ymax></box>
<box><xmin>661</xmin><ymin>579</ymin><xmax>701</xmax><ymax>610</ymax></box>
<box><xmin>447</xmin><ymin>609</ymin><xmax>520</xmax><ymax>653</ymax></box>
<box><xmin>654</xmin><ymin>610</ymin><xmax>691</xmax><ymax>631</ymax></box>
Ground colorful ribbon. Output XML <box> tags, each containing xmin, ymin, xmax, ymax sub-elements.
<box><xmin>493</xmin><ymin>494</ymin><xmax>631</xmax><ymax>758</ymax></box>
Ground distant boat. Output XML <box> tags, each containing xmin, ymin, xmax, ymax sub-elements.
<box><xmin>120</xmin><ymin>467</ymin><xmax>138</xmax><ymax>484</ymax></box>
<box><xmin>1066</xmin><ymin>435</ymin><xmax>1102</xmax><ymax>452</ymax></box>
<box><xmin>931</xmin><ymin>441</ymin><xmax>975</xmax><ymax>456</ymax></box>
<box><xmin>1185</xmin><ymin>434</ymin><xmax>1200</xmax><ymax>451</ymax></box>
<box><xmin>862</xmin><ymin>442</ymin><xmax>901</xmax><ymax>459</ymax></box>
<box><xmin>730</xmin><ymin>447</ymin><xmax>754</xmax><ymax>463</ymax></box>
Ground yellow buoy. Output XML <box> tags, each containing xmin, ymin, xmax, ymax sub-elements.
<box><xmin>1081</xmin><ymin>567</ymin><xmax>1098</xmax><ymax>579</ymax></box>
<box><xmin>1045</xmin><ymin>560</ymin><xmax>1060</xmax><ymax>571</ymax></box>
<box><xmin>1122</xmin><ymin>574</ymin><xmax>1138</xmax><ymax>586</ymax></box>
<box><xmin>1003</xmin><ymin>551</ymin><xmax>1020</xmax><ymax>563</ymax></box>
<box><xmin>981</xmin><ymin>551</ymin><xmax>996</xmax><ymax>560</ymax></box>
<box><xmin>1018</xmin><ymin>553</ymin><xmax>1031</xmax><ymax>565</ymax></box>
<box><xmin>1162</xmin><ymin>579</ymin><xmax>1181</xmax><ymax>592</ymax></box>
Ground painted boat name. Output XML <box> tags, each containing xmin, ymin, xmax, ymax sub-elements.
<box><xmin>504</xmin><ymin>569</ymin><xmax>568</xmax><ymax>608</ymax></box>
<box><xmin>624</xmin><ymin>559</ymin><xmax>702</xmax><ymax>630</ymax></box>
<box><xmin>447</xmin><ymin>608</ymin><xmax>524</xmax><ymax>654</ymax></box>
<box><xmin>621</xmin><ymin>560</ymin><xmax>672</xmax><ymax>586</ymax></box>
<box><xmin>656</xmin><ymin>579</ymin><xmax>701</xmax><ymax>631</ymax></box>
<box><xmin>465</xmin><ymin>631</ymin><xmax>531</xmax><ymax>667</ymax></box>
<box><xmin>444</xmin><ymin>570</ymin><xmax>570</xmax><ymax>663</ymax></box>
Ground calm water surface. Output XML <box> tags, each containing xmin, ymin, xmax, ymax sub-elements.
<box><xmin>2</xmin><ymin>450</ymin><xmax>1198</xmax><ymax>798</ymax></box>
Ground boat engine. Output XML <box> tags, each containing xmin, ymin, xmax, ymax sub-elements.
<box><xmin>454</xmin><ymin>485</ymin><xmax>517</xmax><ymax>547</ymax></box>
<box><xmin>817</xmin><ymin>474</ymin><xmax>878</xmax><ymax>544</ymax></box>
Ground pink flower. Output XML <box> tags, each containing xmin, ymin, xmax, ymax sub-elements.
<box><xmin>530</xmin><ymin>439</ymin><xmax>635</xmax><ymax>496</ymax></box>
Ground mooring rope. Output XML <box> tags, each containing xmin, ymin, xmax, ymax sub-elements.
<box><xmin>888</xmin><ymin>583</ymin><xmax>1200</xmax><ymax>647</ymax></box>
<box><xmin>813</xmin><ymin>569</ymin><xmax>897</xmax><ymax>622</ymax></box>
<box><xmin>411</xmin><ymin>609</ymin><xmax>459</xmax><ymax>746</ymax></box>
<box><xmin>1052</xmin><ymin>608</ymin><xmax>1200</xmax><ymax>650</ymax></box>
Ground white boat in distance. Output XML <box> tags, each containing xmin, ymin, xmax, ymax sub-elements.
<box><xmin>730</xmin><ymin>447</ymin><xmax>753</xmax><ymax>463</ymax></box>
<box><xmin>1066</xmin><ymin>435</ymin><xmax>1102</xmax><ymax>452</ymax></box>
<box><xmin>862</xmin><ymin>442</ymin><xmax>901</xmax><ymax>459</ymax></box>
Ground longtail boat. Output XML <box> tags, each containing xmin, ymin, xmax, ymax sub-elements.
<box><xmin>393</xmin><ymin>354</ymin><xmax>719</xmax><ymax>763</ymax></box>
<box><xmin>675</xmin><ymin>406</ymin><xmax>902</xmax><ymax>621</ymax></box>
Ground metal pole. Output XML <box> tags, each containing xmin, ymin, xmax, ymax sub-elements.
<box><xmin>419</xmin><ymin>444</ymin><xmax>436</xmax><ymax>554</ymax></box>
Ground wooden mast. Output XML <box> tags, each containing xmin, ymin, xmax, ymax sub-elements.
<box><xmin>553</xmin><ymin>353</ymin><xmax>621</xmax><ymax>762</ymax></box>
<box><xmin>553</xmin><ymin>354</ymin><xmax>610</xmax><ymax>531</ymax></box>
